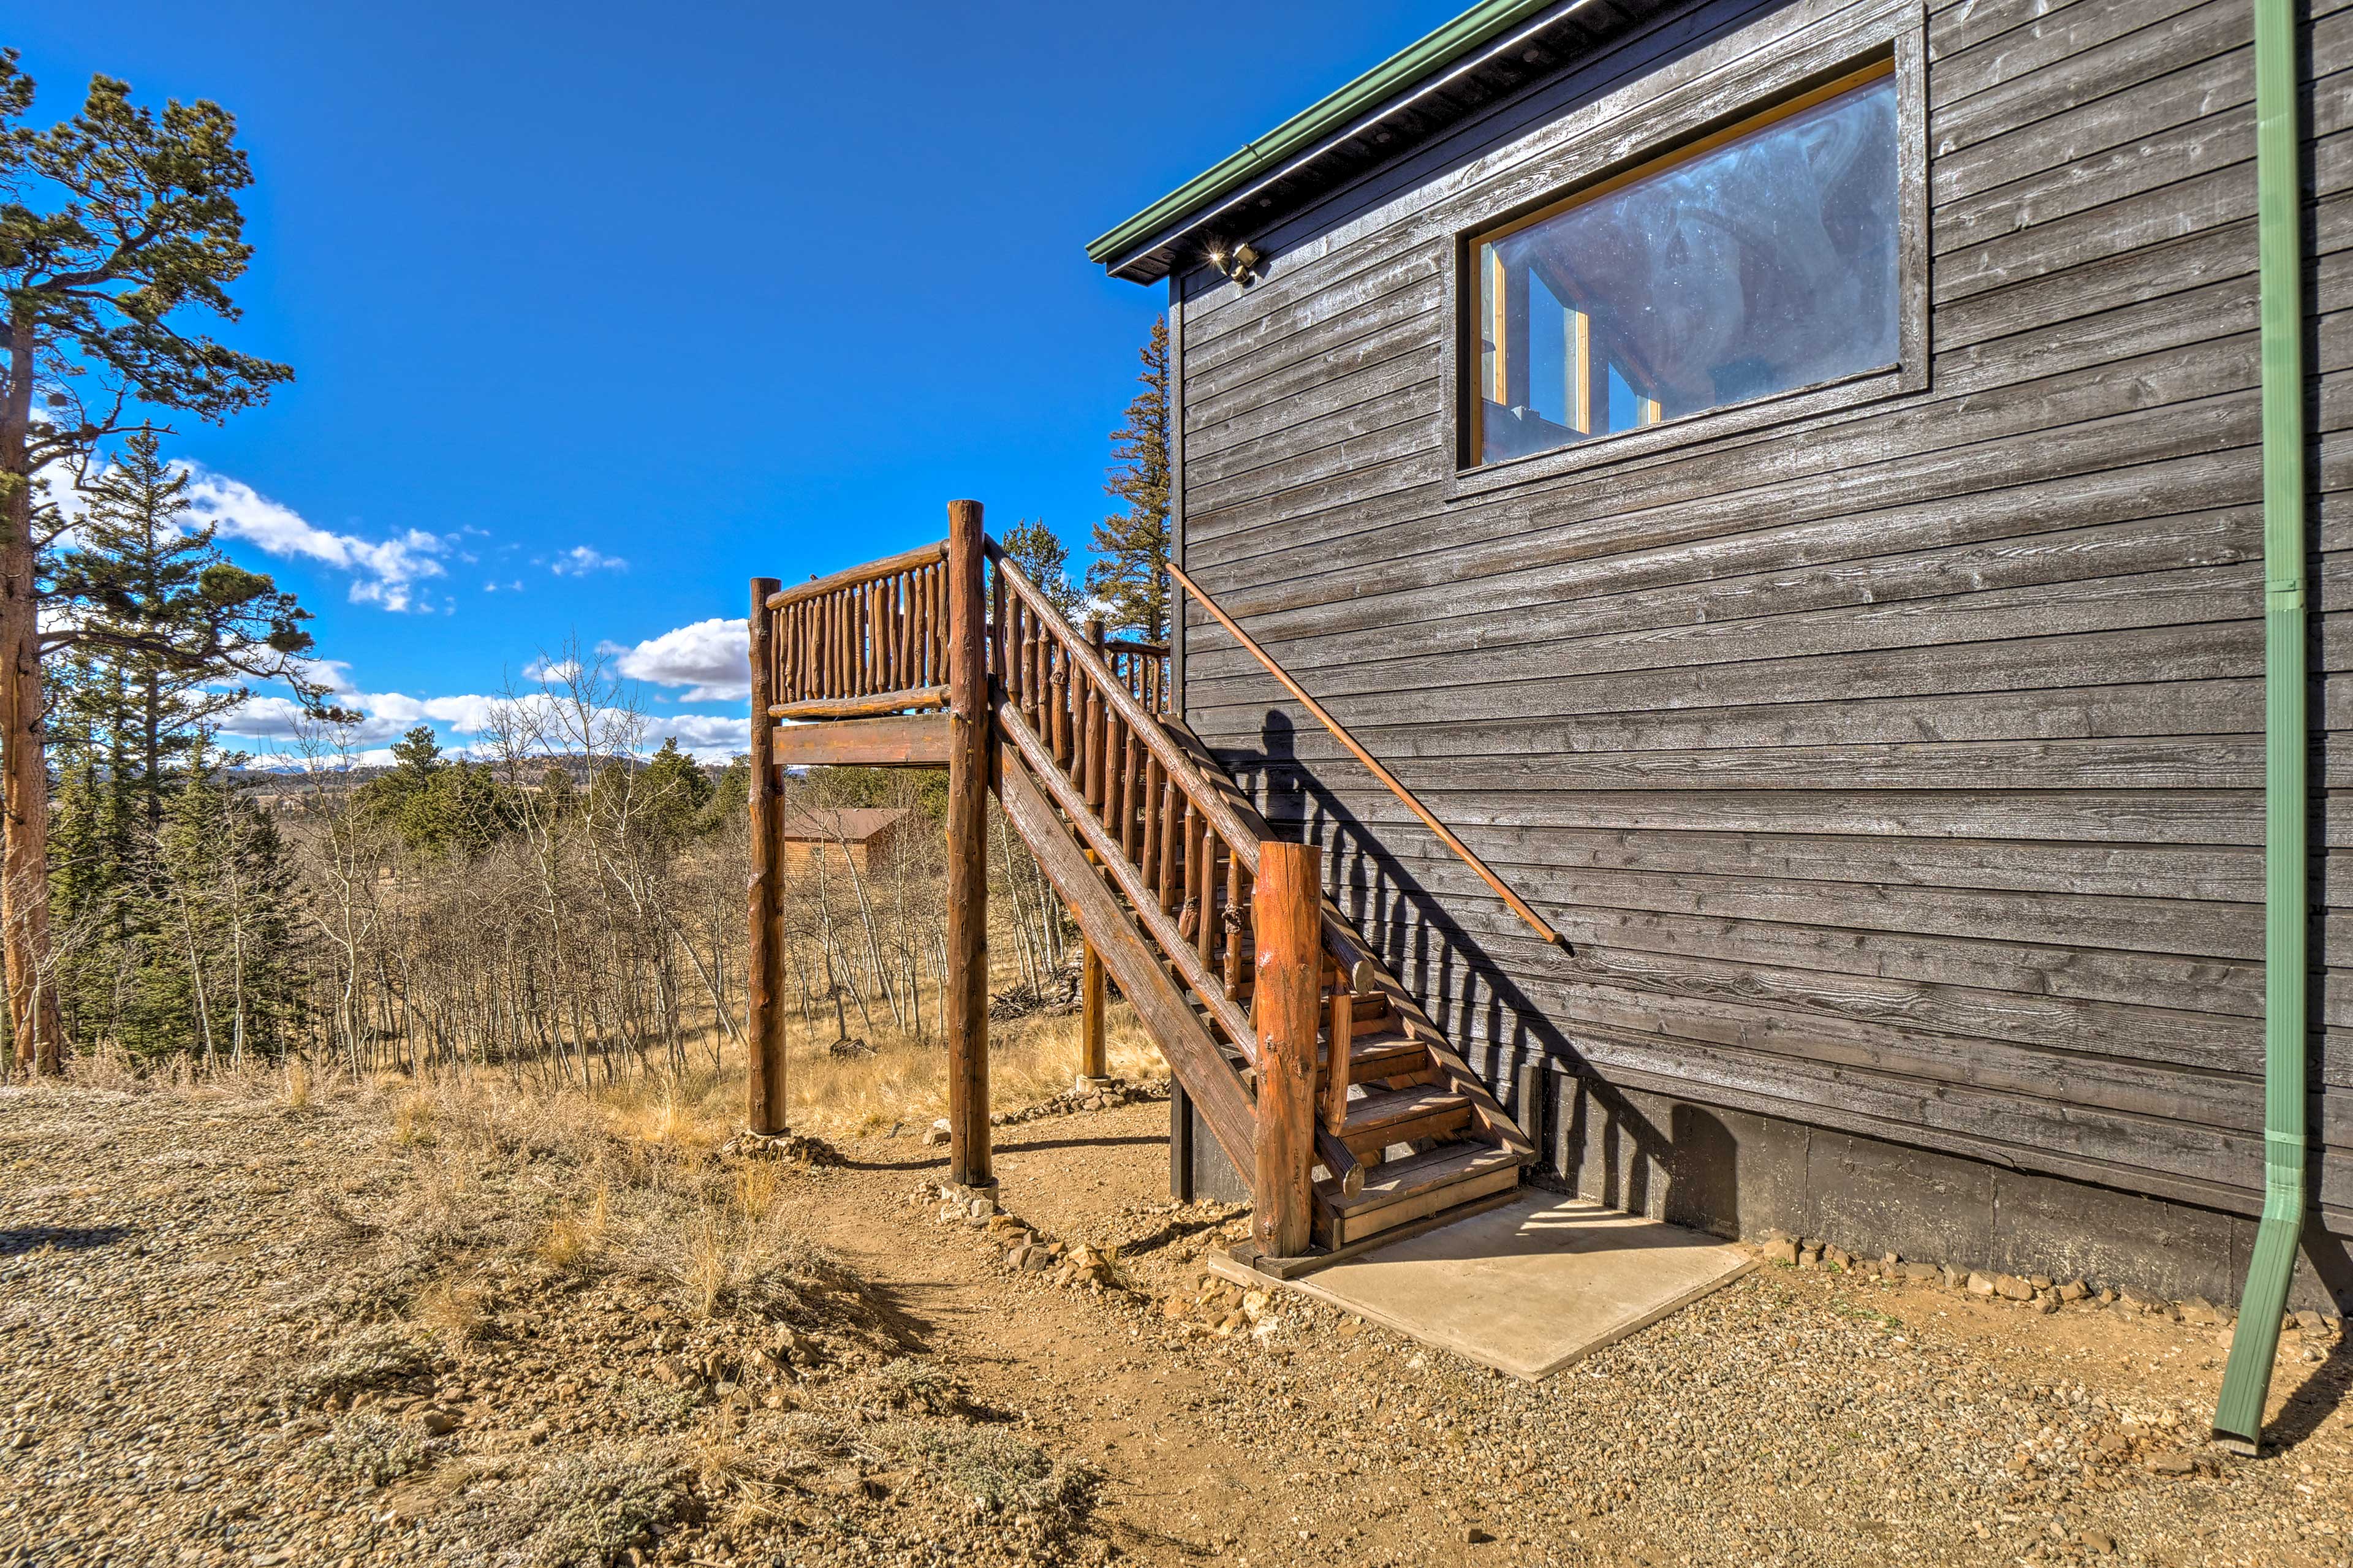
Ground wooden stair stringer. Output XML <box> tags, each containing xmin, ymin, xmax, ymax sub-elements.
<box><xmin>993</xmin><ymin>741</ymin><xmax>1258</xmax><ymax>1183</ymax></box>
<box><xmin>1159</xmin><ymin>716</ymin><xmax>1538</xmax><ymax>1168</ymax></box>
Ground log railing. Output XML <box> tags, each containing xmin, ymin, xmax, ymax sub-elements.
<box><xmin>990</xmin><ymin>545</ymin><xmax>1364</xmax><ymax>1197</ymax></box>
<box><xmin>1103</xmin><ymin>636</ymin><xmax>1169</xmax><ymax>714</ymax></box>
<box><xmin>765</xmin><ymin>540</ymin><xmax>953</xmax><ymax>720</ymax></box>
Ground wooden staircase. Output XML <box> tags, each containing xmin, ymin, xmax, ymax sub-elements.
<box><xmin>749</xmin><ymin>522</ymin><xmax>1535</xmax><ymax>1262</ymax></box>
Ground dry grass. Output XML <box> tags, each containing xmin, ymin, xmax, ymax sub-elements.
<box><xmin>281</xmin><ymin>1058</ymin><xmax>313</xmax><ymax>1109</ymax></box>
<box><xmin>535</xmin><ymin>1181</ymin><xmax>610</xmax><ymax>1273</ymax></box>
<box><xmin>784</xmin><ymin>1006</ymin><xmax>1164</xmax><ymax>1138</ymax></box>
<box><xmin>390</xmin><ymin>1090</ymin><xmax>434</xmax><ymax>1148</ymax></box>
<box><xmin>412</xmin><ymin>1276</ymin><xmax>487</xmax><ymax>1346</ymax></box>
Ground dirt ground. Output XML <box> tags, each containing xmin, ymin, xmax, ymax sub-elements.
<box><xmin>2</xmin><ymin>1074</ymin><xmax>2348</xmax><ymax>1568</ymax></box>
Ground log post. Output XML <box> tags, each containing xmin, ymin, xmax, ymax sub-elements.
<box><xmin>1251</xmin><ymin>839</ymin><xmax>1322</xmax><ymax>1259</ymax></box>
<box><xmin>1078</xmin><ymin>613</ymin><xmax>1108</xmax><ymax>1086</ymax></box>
<box><xmin>944</xmin><ymin>500</ymin><xmax>993</xmax><ymax>1191</ymax></box>
<box><xmin>1080</xmin><ymin>942</ymin><xmax>1106</xmax><ymax>1082</ymax></box>
<box><xmin>745</xmin><ymin>577</ymin><xmax>786</xmax><ymax>1135</ymax></box>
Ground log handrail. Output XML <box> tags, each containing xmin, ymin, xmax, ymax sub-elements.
<box><xmin>1169</xmin><ymin>560</ymin><xmax>1575</xmax><ymax>957</ymax></box>
<box><xmin>991</xmin><ymin>547</ymin><xmax>1262</xmax><ymax>866</ymax></box>
<box><xmin>767</xmin><ymin>539</ymin><xmax>948</xmax><ymax>610</ymax></box>
<box><xmin>991</xmin><ymin>543</ymin><xmax>1365</xmax><ymax>1197</ymax></box>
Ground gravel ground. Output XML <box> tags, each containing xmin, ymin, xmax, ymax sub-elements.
<box><xmin>3</xmin><ymin>1077</ymin><xmax>2348</xmax><ymax>1568</ymax></box>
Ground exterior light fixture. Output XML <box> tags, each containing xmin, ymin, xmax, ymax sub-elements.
<box><xmin>1206</xmin><ymin>240</ymin><xmax>1262</xmax><ymax>284</ymax></box>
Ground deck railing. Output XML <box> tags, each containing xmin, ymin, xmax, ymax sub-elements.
<box><xmin>765</xmin><ymin>540</ymin><xmax>953</xmax><ymax>720</ymax></box>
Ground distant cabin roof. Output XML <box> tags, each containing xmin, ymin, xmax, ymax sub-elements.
<box><xmin>778</xmin><ymin>806</ymin><xmax>912</xmax><ymax>846</ymax></box>
<box><xmin>1088</xmin><ymin>0</ymin><xmax>1664</xmax><ymax>284</ymax></box>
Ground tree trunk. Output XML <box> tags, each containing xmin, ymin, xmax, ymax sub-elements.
<box><xmin>0</xmin><ymin>316</ymin><xmax>61</xmax><ymax>1074</ymax></box>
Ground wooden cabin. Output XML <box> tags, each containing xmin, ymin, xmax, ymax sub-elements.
<box><xmin>775</xmin><ymin>805</ymin><xmax>913</xmax><ymax>874</ymax></box>
<box><xmin>1083</xmin><ymin>0</ymin><xmax>2351</xmax><ymax>1310</ymax></box>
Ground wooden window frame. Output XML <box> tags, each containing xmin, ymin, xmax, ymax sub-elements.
<box><xmin>1442</xmin><ymin>12</ymin><xmax>1928</xmax><ymax>500</ymax></box>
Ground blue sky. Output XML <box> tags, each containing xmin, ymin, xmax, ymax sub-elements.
<box><xmin>13</xmin><ymin>0</ymin><xmax>1463</xmax><ymax>761</ymax></box>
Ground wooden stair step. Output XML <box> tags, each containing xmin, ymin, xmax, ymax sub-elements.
<box><xmin>1316</xmin><ymin>1028</ymin><xmax>1427</xmax><ymax>1080</ymax></box>
<box><xmin>1338</xmin><ymin>1083</ymin><xmax>1470</xmax><ymax>1156</ymax></box>
<box><xmin>1314</xmin><ymin>1143</ymin><xmax>1523</xmax><ymax>1248</ymax></box>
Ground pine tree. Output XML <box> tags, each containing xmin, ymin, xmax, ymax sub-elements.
<box><xmin>640</xmin><ymin>738</ymin><xmax>714</xmax><ymax>843</ymax></box>
<box><xmin>1000</xmin><ymin>517</ymin><xmax>1083</xmax><ymax>621</ymax></box>
<box><xmin>355</xmin><ymin>726</ymin><xmax>514</xmax><ymax>857</ymax></box>
<box><xmin>49</xmin><ymin>426</ymin><xmax>325</xmax><ymax>830</ymax></box>
<box><xmin>1086</xmin><ymin>316</ymin><xmax>1172</xmax><ymax>641</ymax></box>
<box><xmin>2</xmin><ymin>57</ymin><xmax>294</xmax><ymax>1070</ymax></box>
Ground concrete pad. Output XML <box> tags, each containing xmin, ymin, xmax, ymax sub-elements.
<box><xmin>1238</xmin><ymin>1192</ymin><xmax>1754</xmax><ymax>1380</ymax></box>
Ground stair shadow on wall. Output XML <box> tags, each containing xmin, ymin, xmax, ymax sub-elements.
<box><xmin>1225</xmin><ymin>709</ymin><xmax>1737</xmax><ymax>1240</ymax></box>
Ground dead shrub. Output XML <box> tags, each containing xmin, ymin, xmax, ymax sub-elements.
<box><xmin>306</xmin><ymin>1409</ymin><xmax>428</xmax><ymax>1487</ymax></box>
<box><xmin>862</xmin><ymin>1358</ymin><xmax>969</xmax><ymax>1418</ymax></box>
<box><xmin>412</xmin><ymin>1278</ymin><xmax>488</xmax><ymax>1347</ymax></box>
<box><xmin>290</xmin><ymin>1325</ymin><xmax>435</xmax><ymax>1403</ymax></box>
<box><xmin>477</xmin><ymin>1441</ymin><xmax>694</xmax><ymax>1567</ymax></box>
<box><xmin>876</xmin><ymin>1419</ymin><xmax>1094</xmax><ymax>1531</ymax></box>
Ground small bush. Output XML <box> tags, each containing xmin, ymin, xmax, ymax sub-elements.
<box><xmin>879</xmin><ymin>1420</ymin><xmax>1093</xmax><ymax>1523</ymax></box>
<box><xmin>482</xmin><ymin>1442</ymin><xmax>693</xmax><ymax>1567</ymax></box>
<box><xmin>605</xmin><ymin>1373</ymin><xmax>702</xmax><ymax>1430</ymax></box>
<box><xmin>306</xmin><ymin>1409</ymin><xmax>428</xmax><ymax>1487</ymax></box>
<box><xmin>292</xmin><ymin>1325</ymin><xmax>434</xmax><ymax>1401</ymax></box>
<box><xmin>868</xmin><ymin>1358</ymin><xmax>969</xmax><ymax>1417</ymax></box>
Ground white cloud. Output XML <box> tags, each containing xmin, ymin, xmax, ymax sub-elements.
<box><xmin>551</xmin><ymin>545</ymin><xmax>627</xmax><ymax>576</ymax></box>
<box><xmin>179</xmin><ymin>466</ymin><xmax>448</xmax><ymax>612</ymax></box>
<box><xmin>648</xmin><ymin>714</ymin><xmax>749</xmax><ymax>756</ymax></box>
<box><xmin>605</xmin><ymin>616</ymin><xmax>749</xmax><ymax>703</ymax></box>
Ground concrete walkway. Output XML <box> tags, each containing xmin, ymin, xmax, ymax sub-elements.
<box><xmin>1227</xmin><ymin>1192</ymin><xmax>1756</xmax><ymax>1379</ymax></box>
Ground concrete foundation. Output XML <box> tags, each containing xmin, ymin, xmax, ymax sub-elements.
<box><xmin>1171</xmin><ymin>1063</ymin><xmax>2353</xmax><ymax>1312</ymax></box>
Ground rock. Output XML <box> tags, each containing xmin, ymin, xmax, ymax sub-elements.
<box><xmin>1006</xmin><ymin>1245</ymin><xmax>1033</xmax><ymax>1270</ymax></box>
<box><xmin>1995</xmin><ymin>1274</ymin><xmax>2034</xmax><ymax>1301</ymax></box>
<box><xmin>2031</xmin><ymin>1296</ymin><xmax>2059</xmax><ymax>1315</ymax></box>
<box><xmin>1939</xmin><ymin>1264</ymin><xmax>1962</xmax><ymax>1290</ymax></box>
<box><xmin>2029</xmin><ymin>1275</ymin><xmax>2053</xmax><ymax>1291</ymax></box>
<box><xmin>418</xmin><ymin>1408</ymin><xmax>458</xmax><ymax>1436</ymax></box>
<box><xmin>1903</xmin><ymin>1262</ymin><xmax>1941</xmax><ymax>1283</ymax></box>
<box><xmin>1021</xmin><ymin>1249</ymin><xmax>1053</xmax><ymax>1273</ymax></box>
<box><xmin>2177</xmin><ymin>1297</ymin><xmax>2224</xmax><ymax>1327</ymax></box>
<box><xmin>922</xmin><ymin>1126</ymin><xmax>950</xmax><ymax>1148</ymax></box>
<box><xmin>966</xmin><ymin>1196</ymin><xmax>996</xmax><ymax>1220</ymax></box>
<box><xmin>1825</xmin><ymin>1246</ymin><xmax>1851</xmax><ymax>1270</ymax></box>
<box><xmin>2078</xmin><ymin>1529</ymin><xmax>2116</xmax><ymax>1555</ymax></box>
<box><xmin>2096</xmin><ymin>1288</ymin><xmax>2115</xmax><ymax>1305</ymax></box>
<box><xmin>2059</xmin><ymin>1279</ymin><xmax>2088</xmax><ymax>1301</ymax></box>
<box><xmin>2144</xmin><ymin>1452</ymin><xmax>2199</xmax><ymax>1476</ymax></box>
<box><xmin>1762</xmin><ymin>1237</ymin><xmax>1799</xmax><ymax>1266</ymax></box>
<box><xmin>1966</xmin><ymin>1273</ymin><xmax>1996</xmax><ymax>1297</ymax></box>
<box><xmin>2295</xmin><ymin>1309</ymin><xmax>2330</xmax><ymax>1335</ymax></box>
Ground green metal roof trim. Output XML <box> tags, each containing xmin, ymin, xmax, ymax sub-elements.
<box><xmin>1086</xmin><ymin>0</ymin><xmax>1563</xmax><ymax>267</ymax></box>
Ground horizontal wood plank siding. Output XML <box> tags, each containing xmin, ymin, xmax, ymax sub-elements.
<box><xmin>1174</xmin><ymin>0</ymin><xmax>2353</xmax><ymax>1225</ymax></box>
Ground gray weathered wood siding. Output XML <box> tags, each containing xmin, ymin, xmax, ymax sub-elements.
<box><xmin>1172</xmin><ymin>0</ymin><xmax>2353</xmax><ymax>1228</ymax></box>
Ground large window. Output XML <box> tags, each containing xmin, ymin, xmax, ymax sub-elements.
<box><xmin>1468</xmin><ymin>61</ymin><xmax>1900</xmax><ymax>467</ymax></box>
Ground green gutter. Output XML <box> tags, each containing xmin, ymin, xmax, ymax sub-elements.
<box><xmin>1087</xmin><ymin>0</ymin><xmax>1563</xmax><ymax>269</ymax></box>
<box><xmin>2213</xmin><ymin>0</ymin><xmax>2310</xmax><ymax>1456</ymax></box>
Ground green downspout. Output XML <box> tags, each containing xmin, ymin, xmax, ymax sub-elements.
<box><xmin>2212</xmin><ymin>0</ymin><xmax>2310</xmax><ymax>1456</ymax></box>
